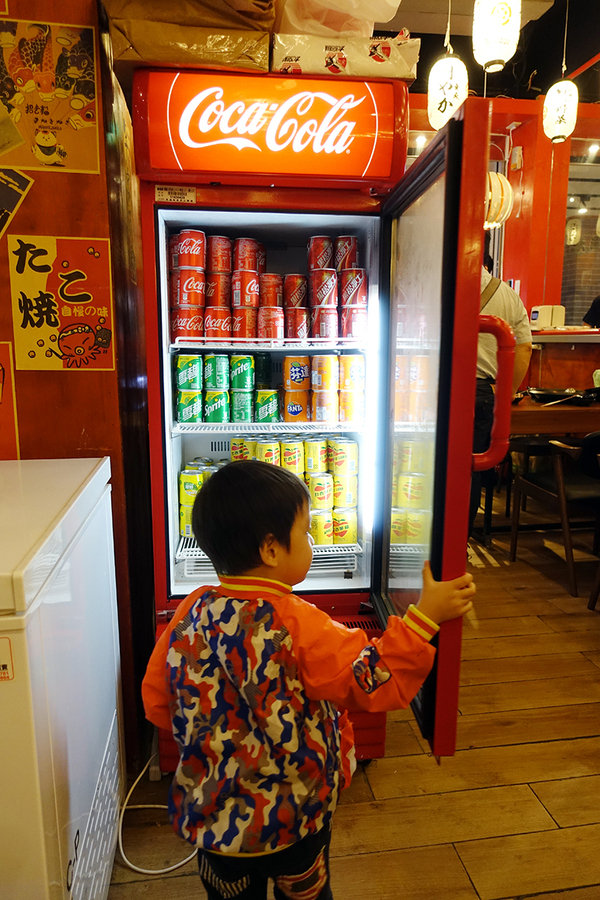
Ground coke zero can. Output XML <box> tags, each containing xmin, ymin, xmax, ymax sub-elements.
<box><xmin>233</xmin><ymin>237</ymin><xmax>259</xmax><ymax>271</ymax></box>
<box><xmin>204</xmin><ymin>306</ymin><xmax>232</xmax><ymax>343</ymax></box>
<box><xmin>258</xmin><ymin>306</ymin><xmax>284</xmax><ymax>343</ymax></box>
<box><xmin>172</xmin><ymin>230</ymin><xmax>206</xmax><ymax>269</ymax></box>
<box><xmin>309</xmin><ymin>269</ymin><xmax>338</xmax><ymax>308</ymax></box>
<box><xmin>170</xmin><ymin>267</ymin><xmax>206</xmax><ymax>306</ymax></box>
<box><xmin>339</xmin><ymin>268</ymin><xmax>368</xmax><ymax>307</ymax></box>
<box><xmin>170</xmin><ymin>305</ymin><xmax>204</xmax><ymax>342</ymax></box>
<box><xmin>205</xmin><ymin>272</ymin><xmax>231</xmax><ymax>307</ymax></box>
<box><xmin>285</xmin><ymin>307</ymin><xmax>309</xmax><ymax>342</ymax></box>
<box><xmin>334</xmin><ymin>235</ymin><xmax>359</xmax><ymax>271</ymax></box>
<box><xmin>232</xmin><ymin>307</ymin><xmax>258</xmax><ymax>340</ymax></box>
<box><xmin>311</xmin><ymin>307</ymin><xmax>338</xmax><ymax>341</ymax></box>
<box><xmin>232</xmin><ymin>270</ymin><xmax>260</xmax><ymax>308</ymax></box>
<box><xmin>308</xmin><ymin>235</ymin><xmax>333</xmax><ymax>270</ymax></box>
<box><xmin>207</xmin><ymin>235</ymin><xmax>232</xmax><ymax>273</ymax></box>
<box><xmin>259</xmin><ymin>273</ymin><xmax>283</xmax><ymax>307</ymax></box>
<box><xmin>340</xmin><ymin>305</ymin><xmax>368</xmax><ymax>339</ymax></box>
<box><xmin>284</xmin><ymin>274</ymin><xmax>308</xmax><ymax>308</ymax></box>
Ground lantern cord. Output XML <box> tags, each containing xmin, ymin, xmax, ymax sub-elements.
<box><xmin>561</xmin><ymin>0</ymin><xmax>569</xmax><ymax>77</ymax></box>
<box><xmin>444</xmin><ymin>0</ymin><xmax>453</xmax><ymax>55</ymax></box>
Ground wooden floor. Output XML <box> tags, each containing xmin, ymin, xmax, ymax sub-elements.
<box><xmin>109</xmin><ymin>495</ymin><xmax>600</xmax><ymax>900</ymax></box>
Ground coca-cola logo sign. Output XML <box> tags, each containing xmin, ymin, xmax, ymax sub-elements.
<box><xmin>205</xmin><ymin>311</ymin><xmax>232</xmax><ymax>331</ymax></box>
<box><xmin>183</xmin><ymin>275</ymin><xmax>205</xmax><ymax>293</ymax></box>
<box><xmin>177</xmin><ymin>238</ymin><xmax>204</xmax><ymax>255</ymax></box>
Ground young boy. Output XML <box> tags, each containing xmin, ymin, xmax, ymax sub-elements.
<box><xmin>142</xmin><ymin>460</ymin><xmax>475</xmax><ymax>900</ymax></box>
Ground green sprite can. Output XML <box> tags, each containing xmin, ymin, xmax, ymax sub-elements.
<box><xmin>255</xmin><ymin>389</ymin><xmax>279</xmax><ymax>423</ymax></box>
<box><xmin>204</xmin><ymin>354</ymin><xmax>230</xmax><ymax>390</ymax></box>
<box><xmin>230</xmin><ymin>354</ymin><xmax>255</xmax><ymax>391</ymax></box>
<box><xmin>176</xmin><ymin>353</ymin><xmax>203</xmax><ymax>390</ymax></box>
<box><xmin>254</xmin><ymin>352</ymin><xmax>272</xmax><ymax>388</ymax></box>
<box><xmin>177</xmin><ymin>390</ymin><xmax>203</xmax><ymax>423</ymax></box>
<box><xmin>231</xmin><ymin>390</ymin><xmax>254</xmax><ymax>422</ymax></box>
<box><xmin>204</xmin><ymin>390</ymin><xmax>230</xmax><ymax>422</ymax></box>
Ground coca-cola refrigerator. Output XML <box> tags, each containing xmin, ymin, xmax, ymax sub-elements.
<box><xmin>131</xmin><ymin>72</ymin><xmax>514</xmax><ymax>762</ymax></box>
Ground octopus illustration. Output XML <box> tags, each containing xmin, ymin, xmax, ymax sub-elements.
<box><xmin>8</xmin><ymin>23</ymin><xmax>54</xmax><ymax>97</ymax></box>
<box><xmin>56</xmin><ymin>322</ymin><xmax>111</xmax><ymax>368</ymax></box>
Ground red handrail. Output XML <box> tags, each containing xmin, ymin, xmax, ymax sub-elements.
<box><xmin>472</xmin><ymin>315</ymin><xmax>516</xmax><ymax>472</ymax></box>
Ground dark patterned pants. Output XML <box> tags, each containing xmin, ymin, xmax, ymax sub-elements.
<box><xmin>469</xmin><ymin>379</ymin><xmax>495</xmax><ymax>535</ymax></box>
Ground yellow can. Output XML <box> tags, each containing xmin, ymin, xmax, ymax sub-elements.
<box><xmin>179</xmin><ymin>502</ymin><xmax>194</xmax><ymax>537</ymax></box>
<box><xmin>305</xmin><ymin>437</ymin><xmax>328</xmax><ymax>473</ymax></box>
<box><xmin>309</xmin><ymin>472</ymin><xmax>334</xmax><ymax>510</ymax></box>
<box><xmin>255</xmin><ymin>438</ymin><xmax>281</xmax><ymax>466</ymax></box>
<box><xmin>179</xmin><ymin>468</ymin><xmax>204</xmax><ymax>505</ymax></box>
<box><xmin>396</xmin><ymin>473</ymin><xmax>428</xmax><ymax>509</ymax></box>
<box><xmin>329</xmin><ymin>438</ymin><xmax>359</xmax><ymax>476</ymax></box>
<box><xmin>406</xmin><ymin>509</ymin><xmax>432</xmax><ymax>544</ymax></box>
<box><xmin>310</xmin><ymin>509</ymin><xmax>333</xmax><ymax>545</ymax></box>
<box><xmin>230</xmin><ymin>436</ymin><xmax>252</xmax><ymax>460</ymax></box>
<box><xmin>333</xmin><ymin>475</ymin><xmax>358</xmax><ymax>508</ymax></box>
<box><xmin>398</xmin><ymin>440</ymin><xmax>425</xmax><ymax>474</ymax></box>
<box><xmin>333</xmin><ymin>507</ymin><xmax>358</xmax><ymax>544</ymax></box>
<box><xmin>280</xmin><ymin>439</ymin><xmax>305</xmax><ymax>474</ymax></box>
<box><xmin>390</xmin><ymin>508</ymin><xmax>407</xmax><ymax>544</ymax></box>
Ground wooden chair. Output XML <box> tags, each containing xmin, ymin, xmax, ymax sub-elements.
<box><xmin>510</xmin><ymin>433</ymin><xmax>600</xmax><ymax>607</ymax></box>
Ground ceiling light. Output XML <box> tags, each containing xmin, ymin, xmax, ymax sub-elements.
<box><xmin>588</xmin><ymin>143</ymin><xmax>599</xmax><ymax>156</ymax></box>
<box><xmin>415</xmin><ymin>134</ymin><xmax>427</xmax><ymax>149</ymax></box>
<box><xmin>472</xmin><ymin>0</ymin><xmax>521</xmax><ymax>73</ymax></box>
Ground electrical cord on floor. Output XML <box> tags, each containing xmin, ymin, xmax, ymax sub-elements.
<box><xmin>118</xmin><ymin>752</ymin><xmax>197</xmax><ymax>875</ymax></box>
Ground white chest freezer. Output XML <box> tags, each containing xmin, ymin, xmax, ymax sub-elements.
<box><xmin>0</xmin><ymin>457</ymin><xmax>124</xmax><ymax>899</ymax></box>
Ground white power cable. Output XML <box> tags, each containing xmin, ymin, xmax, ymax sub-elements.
<box><xmin>118</xmin><ymin>753</ymin><xmax>197</xmax><ymax>875</ymax></box>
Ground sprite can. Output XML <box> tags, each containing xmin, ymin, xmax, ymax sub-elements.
<box><xmin>231</xmin><ymin>390</ymin><xmax>254</xmax><ymax>423</ymax></box>
<box><xmin>204</xmin><ymin>390</ymin><xmax>230</xmax><ymax>422</ymax></box>
<box><xmin>204</xmin><ymin>354</ymin><xmax>230</xmax><ymax>390</ymax></box>
<box><xmin>176</xmin><ymin>354</ymin><xmax>203</xmax><ymax>390</ymax></box>
<box><xmin>255</xmin><ymin>389</ymin><xmax>279</xmax><ymax>423</ymax></box>
<box><xmin>177</xmin><ymin>390</ymin><xmax>203</xmax><ymax>424</ymax></box>
<box><xmin>230</xmin><ymin>355</ymin><xmax>255</xmax><ymax>391</ymax></box>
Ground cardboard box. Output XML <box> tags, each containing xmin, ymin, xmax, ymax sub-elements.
<box><xmin>271</xmin><ymin>33</ymin><xmax>420</xmax><ymax>81</ymax></box>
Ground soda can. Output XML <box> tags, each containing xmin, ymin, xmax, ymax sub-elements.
<box><xmin>232</xmin><ymin>307</ymin><xmax>258</xmax><ymax>340</ymax></box>
<box><xmin>255</xmin><ymin>352</ymin><xmax>272</xmax><ymax>388</ymax></box>
<box><xmin>390</xmin><ymin>508</ymin><xmax>407</xmax><ymax>544</ymax></box>
<box><xmin>170</xmin><ymin>305</ymin><xmax>204</xmax><ymax>342</ymax></box>
<box><xmin>202</xmin><ymin>464</ymin><xmax>220</xmax><ymax>482</ymax></box>
<box><xmin>231</xmin><ymin>436</ymin><xmax>253</xmax><ymax>460</ymax></box>
<box><xmin>310</xmin><ymin>509</ymin><xmax>333</xmax><ymax>545</ymax></box>
<box><xmin>258</xmin><ymin>307</ymin><xmax>284</xmax><ymax>344</ymax></box>
<box><xmin>396</xmin><ymin>473</ymin><xmax>428</xmax><ymax>509</ymax></box>
<box><xmin>255</xmin><ymin>438</ymin><xmax>280</xmax><ymax>466</ymax></box>
<box><xmin>332</xmin><ymin>507</ymin><xmax>358</xmax><ymax>544</ymax></box>
<box><xmin>204</xmin><ymin>307</ymin><xmax>232</xmax><ymax>343</ymax></box>
<box><xmin>168</xmin><ymin>233</ymin><xmax>180</xmax><ymax>270</ymax></box>
<box><xmin>232</xmin><ymin>270</ymin><xmax>260</xmax><ymax>308</ymax></box>
<box><xmin>284</xmin><ymin>355</ymin><xmax>310</xmax><ymax>390</ymax></box>
<box><xmin>231</xmin><ymin>390</ymin><xmax>254</xmax><ymax>422</ymax></box>
<box><xmin>307</xmin><ymin>235</ymin><xmax>333</xmax><ymax>270</ymax></box>
<box><xmin>409</xmin><ymin>355</ymin><xmax>430</xmax><ymax>391</ymax></box>
<box><xmin>259</xmin><ymin>273</ymin><xmax>283</xmax><ymax>307</ymax></box>
<box><xmin>205</xmin><ymin>273</ymin><xmax>231</xmax><ymax>307</ymax></box>
<box><xmin>334</xmin><ymin>235</ymin><xmax>359</xmax><ymax>271</ymax></box>
<box><xmin>233</xmin><ymin>237</ymin><xmax>258</xmax><ymax>271</ymax></box>
<box><xmin>311</xmin><ymin>307</ymin><xmax>338</xmax><ymax>341</ymax></box>
<box><xmin>330</xmin><ymin>438</ymin><xmax>359</xmax><ymax>475</ymax></box>
<box><xmin>338</xmin><ymin>390</ymin><xmax>364</xmax><ymax>425</ymax></box>
<box><xmin>280</xmin><ymin>439</ymin><xmax>305</xmax><ymax>474</ymax></box>
<box><xmin>179</xmin><ymin>502</ymin><xmax>194</xmax><ymax>537</ymax></box>
<box><xmin>408</xmin><ymin>391</ymin><xmax>429</xmax><ymax>423</ymax></box>
<box><xmin>333</xmin><ymin>475</ymin><xmax>358</xmax><ymax>508</ymax></box>
<box><xmin>309</xmin><ymin>268</ymin><xmax>338</xmax><ymax>307</ymax></box>
<box><xmin>312</xmin><ymin>390</ymin><xmax>338</xmax><ymax>425</ymax></box>
<box><xmin>283</xmin><ymin>391</ymin><xmax>310</xmax><ymax>422</ymax></box>
<box><xmin>176</xmin><ymin>389</ymin><xmax>203</xmax><ymax>424</ymax></box>
<box><xmin>230</xmin><ymin>355</ymin><xmax>255</xmax><ymax>391</ymax></box>
<box><xmin>309</xmin><ymin>472</ymin><xmax>334</xmax><ymax>510</ymax></box>
<box><xmin>255</xmin><ymin>389</ymin><xmax>279</xmax><ymax>423</ymax></box>
<box><xmin>204</xmin><ymin>354</ymin><xmax>229</xmax><ymax>390</ymax></box>
<box><xmin>204</xmin><ymin>390</ymin><xmax>230</xmax><ymax>422</ymax></box>
<box><xmin>171</xmin><ymin>267</ymin><xmax>206</xmax><ymax>306</ymax></box>
<box><xmin>285</xmin><ymin>307</ymin><xmax>309</xmax><ymax>342</ymax></box>
<box><xmin>284</xmin><ymin>274</ymin><xmax>308</xmax><ymax>308</ymax></box>
<box><xmin>207</xmin><ymin>235</ymin><xmax>232</xmax><ymax>273</ymax></box>
<box><xmin>176</xmin><ymin>353</ymin><xmax>203</xmax><ymax>390</ymax></box>
<box><xmin>339</xmin><ymin>268</ymin><xmax>367</xmax><ymax>307</ymax></box>
<box><xmin>311</xmin><ymin>355</ymin><xmax>339</xmax><ymax>391</ymax></box>
<box><xmin>406</xmin><ymin>509</ymin><xmax>431</xmax><ymax>544</ymax></box>
<box><xmin>256</xmin><ymin>243</ymin><xmax>267</xmax><ymax>274</ymax></box>
<box><xmin>305</xmin><ymin>437</ymin><xmax>328</xmax><ymax>473</ymax></box>
<box><xmin>339</xmin><ymin>354</ymin><xmax>365</xmax><ymax>390</ymax></box>
<box><xmin>398</xmin><ymin>440</ymin><xmax>425</xmax><ymax>474</ymax></box>
<box><xmin>340</xmin><ymin>306</ymin><xmax>368</xmax><ymax>339</ymax></box>
<box><xmin>179</xmin><ymin>468</ymin><xmax>205</xmax><ymax>505</ymax></box>
<box><xmin>172</xmin><ymin>230</ymin><xmax>206</xmax><ymax>269</ymax></box>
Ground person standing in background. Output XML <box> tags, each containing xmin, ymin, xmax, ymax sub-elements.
<box><xmin>583</xmin><ymin>295</ymin><xmax>600</xmax><ymax>328</ymax></box>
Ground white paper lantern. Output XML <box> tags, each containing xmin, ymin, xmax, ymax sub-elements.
<box><xmin>543</xmin><ymin>79</ymin><xmax>579</xmax><ymax>143</ymax></box>
<box><xmin>427</xmin><ymin>55</ymin><xmax>469</xmax><ymax>131</ymax></box>
<box><xmin>484</xmin><ymin>171</ymin><xmax>514</xmax><ymax>229</ymax></box>
<box><xmin>565</xmin><ymin>218</ymin><xmax>581</xmax><ymax>245</ymax></box>
<box><xmin>472</xmin><ymin>0</ymin><xmax>521</xmax><ymax>73</ymax></box>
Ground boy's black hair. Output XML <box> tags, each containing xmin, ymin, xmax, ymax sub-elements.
<box><xmin>192</xmin><ymin>460</ymin><xmax>310</xmax><ymax>575</ymax></box>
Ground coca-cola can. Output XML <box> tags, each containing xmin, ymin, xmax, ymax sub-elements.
<box><xmin>340</xmin><ymin>305</ymin><xmax>368</xmax><ymax>339</ymax></box>
<box><xmin>311</xmin><ymin>307</ymin><xmax>338</xmax><ymax>341</ymax></box>
<box><xmin>284</xmin><ymin>274</ymin><xmax>308</xmax><ymax>309</ymax></box>
<box><xmin>233</xmin><ymin>237</ymin><xmax>259</xmax><ymax>272</ymax></box>
<box><xmin>172</xmin><ymin>230</ymin><xmax>206</xmax><ymax>269</ymax></box>
<box><xmin>232</xmin><ymin>307</ymin><xmax>258</xmax><ymax>340</ymax></box>
<box><xmin>334</xmin><ymin>235</ymin><xmax>359</xmax><ymax>271</ymax></box>
<box><xmin>259</xmin><ymin>273</ymin><xmax>283</xmax><ymax>307</ymax></box>
<box><xmin>285</xmin><ymin>307</ymin><xmax>309</xmax><ymax>342</ymax></box>
<box><xmin>170</xmin><ymin>267</ymin><xmax>206</xmax><ymax>306</ymax></box>
<box><xmin>205</xmin><ymin>272</ymin><xmax>231</xmax><ymax>307</ymax></box>
<box><xmin>309</xmin><ymin>269</ymin><xmax>338</xmax><ymax>308</ymax></box>
<box><xmin>258</xmin><ymin>306</ymin><xmax>285</xmax><ymax>343</ymax></box>
<box><xmin>308</xmin><ymin>235</ymin><xmax>333</xmax><ymax>270</ymax></box>
<box><xmin>170</xmin><ymin>305</ymin><xmax>204</xmax><ymax>342</ymax></box>
<box><xmin>232</xmin><ymin>270</ymin><xmax>260</xmax><ymax>308</ymax></box>
<box><xmin>204</xmin><ymin>306</ymin><xmax>232</xmax><ymax>343</ymax></box>
<box><xmin>207</xmin><ymin>235</ymin><xmax>232</xmax><ymax>273</ymax></box>
<box><xmin>256</xmin><ymin>242</ymin><xmax>267</xmax><ymax>274</ymax></box>
<box><xmin>339</xmin><ymin>268</ymin><xmax>368</xmax><ymax>307</ymax></box>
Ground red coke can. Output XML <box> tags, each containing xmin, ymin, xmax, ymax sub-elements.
<box><xmin>334</xmin><ymin>235</ymin><xmax>359</xmax><ymax>271</ymax></box>
<box><xmin>207</xmin><ymin>235</ymin><xmax>232</xmax><ymax>273</ymax></box>
<box><xmin>285</xmin><ymin>307</ymin><xmax>309</xmax><ymax>342</ymax></box>
<box><xmin>258</xmin><ymin>306</ymin><xmax>284</xmax><ymax>343</ymax></box>
<box><xmin>284</xmin><ymin>274</ymin><xmax>308</xmax><ymax>309</ymax></box>
<box><xmin>170</xmin><ymin>267</ymin><xmax>206</xmax><ymax>306</ymax></box>
<box><xmin>256</xmin><ymin>242</ymin><xmax>267</xmax><ymax>274</ymax></box>
<box><xmin>205</xmin><ymin>272</ymin><xmax>231</xmax><ymax>307</ymax></box>
<box><xmin>340</xmin><ymin>305</ymin><xmax>368</xmax><ymax>339</ymax></box>
<box><xmin>232</xmin><ymin>307</ymin><xmax>258</xmax><ymax>340</ymax></box>
<box><xmin>233</xmin><ymin>237</ymin><xmax>258</xmax><ymax>271</ymax></box>
<box><xmin>172</xmin><ymin>230</ymin><xmax>206</xmax><ymax>269</ymax></box>
<box><xmin>311</xmin><ymin>307</ymin><xmax>338</xmax><ymax>340</ymax></box>
<box><xmin>204</xmin><ymin>306</ymin><xmax>232</xmax><ymax>342</ymax></box>
<box><xmin>232</xmin><ymin>270</ymin><xmax>260</xmax><ymax>308</ymax></box>
<box><xmin>308</xmin><ymin>235</ymin><xmax>333</xmax><ymax>270</ymax></box>
<box><xmin>309</xmin><ymin>269</ymin><xmax>338</xmax><ymax>308</ymax></box>
<box><xmin>170</xmin><ymin>305</ymin><xmax>204</xmax><ymax>342</ymax></box>
<box><xmin>339</xmin><ymin>268</ymin><xmax>368</xmax><ymax>307</ymax></box>
<box><xmin>259</xmin><ymin>273</ymin><xmax>283</xmax><ymax>307</ymax></box>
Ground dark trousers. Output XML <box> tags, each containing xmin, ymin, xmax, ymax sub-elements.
<box><xmin>469</xmin><ymin>380</ymin><xmax>495</xmax><ymax>536</ymax></box>
<box><xmin>197</xmin><ymin>824</ymin><xmax>333</xmax><ymax>900</ymax></box>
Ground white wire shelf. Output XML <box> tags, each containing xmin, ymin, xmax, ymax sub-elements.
<box><xmin>171</xmin><ymin>338</ymin><xmax>366</xmax><ymax>352</ymax></box>
<box><xmin>394</xmin><ymin>421</ymin><xmax>436</xmax><ymax>434</ymax></box>
<box><xmin>389</xmin><ymin>543</ymin><xmax>428</xmax><ymax>575</ymax></box>
<box><xmin>172</xmin><ymin>421</ymin><xmax>364</xmax><ymax>434</ymax></box>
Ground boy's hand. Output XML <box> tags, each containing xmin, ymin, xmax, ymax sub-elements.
<box><xmin>416</xmin><ymin>561</ymin><xmax>476</xmax><ymax>624</ymax></box>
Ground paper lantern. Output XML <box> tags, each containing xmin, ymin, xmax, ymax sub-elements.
<box><xmin>484</xmin><ymin>171</ymin><xmax>514</xmax><ymax>229</ymax></box>
<box><xmin>427</xmin><ymin>55</ymin><xmax>469</xmax><ymax>131</ymax></box>
<box><xmin>472</xmin><ymin>0</ymin><xmax>521</xmax><ymax>73</ymax></box>
<box><xmin>565</xmin><ymin>219</ymin><xmax>581</xmax><ymax>245</ymax></box>
<box><xmin>543</xmin><ymin>80</ymin><xmax>578</xmax><ymax>143</ymax></box>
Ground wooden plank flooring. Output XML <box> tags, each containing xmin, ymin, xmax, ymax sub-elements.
<box><xmin>109</xmin><ymin>496</ymin><xmax>600</xmax><ymax>899</ymax></box>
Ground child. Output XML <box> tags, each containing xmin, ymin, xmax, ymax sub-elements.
<box><xmin>142</xmin><ymin>460</ymin><xmax>475</xmax><ymax>900</ymax></box>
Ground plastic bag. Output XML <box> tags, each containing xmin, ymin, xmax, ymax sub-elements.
<box><xmin>275</xmin><ymin>0</ymin><xmax>401</xmax><ymax>38</ymax></box>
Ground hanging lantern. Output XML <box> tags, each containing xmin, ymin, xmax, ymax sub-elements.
<box><xmin>565</xmin><ymin>218</ymin><xmax>581</xmax><ymax>245</ymax></box>
<box><xmin>484</xmin><ymin>171</ymin><xmax>514</xmax><ymax>229</ymax></box>
<box><xmin>427</xmin><ymin>55</ymin><xmax>469</xmax><ymax>131</ymax></box>
<box><xmin>543</xmin><ymin>79</ymin><xmax>578</xmax><ymax>143</ymax></box>
<box><xmin>472</xmin><ymin>0</ymin><xmax>521</xmax><ymax>73</ymax></box>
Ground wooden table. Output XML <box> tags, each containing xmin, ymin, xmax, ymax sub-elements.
<box><xmin>510</xmin><ymin>396</ymin><xmax>600</xmax><ymax>436</ymax></box>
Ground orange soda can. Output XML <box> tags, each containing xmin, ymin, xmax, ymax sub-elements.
<box><xmin>309</xmin><ymin>472</ymin><xmax>334</xmax><ymax>510</ymax></box>
<box><xmin>338</xmin><ymin>354</ymin><xmax>366</xmax><ymax>390</ymax></box>
<box><xmin>409</xmin><ymin>355</ymin><xmax>430</xmax><ymax>391</ymax></box>
<box><xmin>283</xmin><ymin>355</ymin><xmax>311</xmax><ymax>390</ymax></box>
<box><xmin>332</xmin><ymin>507</ymin><xmax>358</xmax><ymax>544</ymax></box>
<box><xmin>408</xmin><ymin>391</ymin><xmax>429</xmax><ymax>423</ymax></box>
<box><xmin>312</xmin><ymin>390</ymin><xmax>338</xmax><ymax>425</ymax></box>
<box><xmin>311</xmin><ymin>355</ymin><xmax>339</xmax><ymax>391</ymax></box>
<box><xmin>333</xmin><ymin>475</ymin><xmax>358</xmax><ymax>508</ymax></box>
<box><xmin>283</xmin><ymin>391</ymin><xmax>310</xmax><ymax>422</ymax></box>
<box><xmin>338</xmin><ymin>389</ymin><xmax>364</xmax><ymax>425</ymax></box>
<box><xmin>280</xmin><ymin>439</ymin><xmax>305</xmax><ymax>474</ymax></box>
<box><xmin>305</xmin><ymin>437</ymin><xmax>328</xmax><ymax>473</ymax></box>
<box><xmin>390</xmin><ymin>508</ymin><xmax>407</xmax><ymax>544</ymax></box>
<box><xmin>310</xmin><ymin>509</ymin><xmax>334</xmax><ymax>545</ymax></box>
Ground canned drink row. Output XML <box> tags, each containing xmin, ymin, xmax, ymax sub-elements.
<box><xmin>390</xmin><ymin>508</ymin><xmax>432</xmax><ymax>545</ymax></box>
<box><xmin>230</xmin><ymin>435</ymin><xmax>358</xmax><ymax>477</ymax></box>
<box><xmin>308</xmin><ymin>235</ymin><xmax>360</xmax><ymax>272</ymax></box>
<box><xmin>307</xmin><ymin>471</ymin><xmax>358</xmax><ymax>510</ymax></box>
<box><xmin>176</xmin><ymin>388</ymin><xmax>280</xmax><ymax>424</ymax></box>
<box><xmin>308</xmin><ymin>268</ymin><xmax>368</xmax><ymax>309</ymax></box>
<box><xmin>169</xmin><ymin>232</ymin><xmax>267</xmax><ymax>274</ymax></box>
<box><xmin>309</xmin><ymin>507</ymin><xmax>358</xmax><ymax>545</ymax></box>
<box><xmin>281</xmin><ymin>389</ymin><xmax>365</xmax><ymax>425</ymax></box>
<box><xmin>176</xmin><ymin>352</ymin><xmax>272</xmax><ymax>391</ymax></box>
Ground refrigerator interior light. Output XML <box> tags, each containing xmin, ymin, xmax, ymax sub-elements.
<box><xmin>359</xmin><ymin>284</ymin><xmax>381</xmax><ymax>536</ymax></box>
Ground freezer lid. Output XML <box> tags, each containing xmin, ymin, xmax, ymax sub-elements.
<box><xmin>0</xmin><ymin>457</ymin><xmax>111</xmax><ymax>613</ymax></box>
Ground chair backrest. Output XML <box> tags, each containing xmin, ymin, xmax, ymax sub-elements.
<box><xmin>579</xmin><ymin>432</ymin><xmax>600</xmax><ymax>479</ymax></box>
